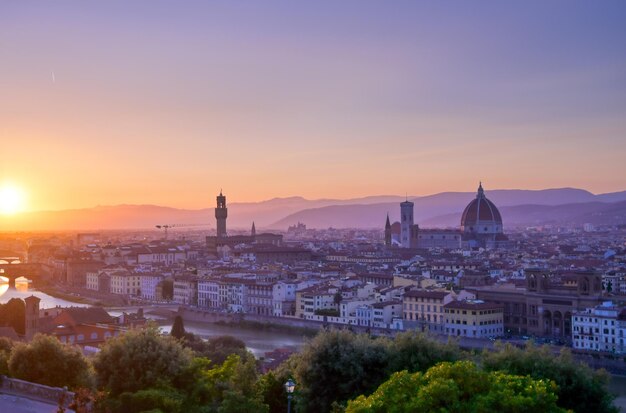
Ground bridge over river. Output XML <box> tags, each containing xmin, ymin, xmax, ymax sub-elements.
<box><xmin>0</xmin><ymin>262</ymin><xmax>53</xmax><ymax>288</ymax></box>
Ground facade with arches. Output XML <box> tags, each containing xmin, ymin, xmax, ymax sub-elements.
<box><xmin>469</xmin><ymin>268</ymin><xmax>608</xmax><ymax>339</ymax></box>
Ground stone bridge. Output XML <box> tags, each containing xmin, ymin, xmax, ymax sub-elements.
<box><xmin>0</xmin><ymin>263</ymin><xmax>52</xmax><ymax>288</ymax></box>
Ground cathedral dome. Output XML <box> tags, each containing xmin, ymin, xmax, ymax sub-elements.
<box><xmin>461</xmin><ymin>183</ymin><xmax>503</xmax><ymax>234</ymax></box>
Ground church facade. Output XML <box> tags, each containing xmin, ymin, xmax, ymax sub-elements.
<box><xmin>385</xmin><ymin>183</ymin><xmax>509</xmax><ymax>250</ymax></box>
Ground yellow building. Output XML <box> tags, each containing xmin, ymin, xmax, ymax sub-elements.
<box><xmin>403</xmin><ymin>290</ymin><xmax>453</xmax><ymax>333</ymax></box>
<box><xmin>444</xmin><ymin>300</ymin><xmax>504</xmax><ymax>338</ymax></box>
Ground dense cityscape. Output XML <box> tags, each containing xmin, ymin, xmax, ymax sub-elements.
<box><xmin>2</xmin><ymin>1</ymin><xmax>626</xmax><ymax>412</ymax></box>
<box><xmin>0</xmin><ymin>186</ymin><xmax>625</xmax><ymax>411</ymax></box>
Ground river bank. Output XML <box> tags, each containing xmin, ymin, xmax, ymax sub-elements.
<box><xmin>35</xmin><ymin>285</ymin><xmax>94</xmax><ymax>305</ymax></box>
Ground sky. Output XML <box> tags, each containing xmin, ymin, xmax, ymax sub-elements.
<box><xmin>1</xmin><ymin>1</ymin><xmax>625</xmax><ymax>212</ymax></box>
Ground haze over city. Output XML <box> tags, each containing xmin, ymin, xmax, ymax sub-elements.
<box><xmin>1</xmin><ymin>1</ymin><xmax>625</xmax><ymax>214</ymax></box>
<box><xmin>2</xmin><ymin>2</ymin><xmax>626</xmax><ymax>413</ymax></box>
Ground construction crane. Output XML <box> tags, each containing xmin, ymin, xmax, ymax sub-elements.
<box><xmin>155</xmin><ymin>224</ymin><xmax>173</xmax><ymax>239</ymax></box>
<box><xmin>155</xmin><ymin>223</ymin><xmax>211</xmax><ymax>240</ymax></box>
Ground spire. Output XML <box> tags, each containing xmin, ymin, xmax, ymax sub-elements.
<box><xmin>251</xmin><ymin>221</ymin><xmax>256</xmax><ymax>236</ymax></box>
<box><xmin>477</xmin><ymin>181</ymin><xmax>484</xmax><ymax>198</ymax></box>
<box><xmin>385</xmin><ymin>213</ymin><xmax>391</xmax><ymax>228</ymax></box>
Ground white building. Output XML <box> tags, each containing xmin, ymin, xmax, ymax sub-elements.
<box><xmin>295</xmin><ymin>285</ymin><xmax>339</xmax><ymax>319</ymax></box>
<box><xmin>86</xmin><ymin>271</ymin><xmax>99</xmax><ymax>291</ymax></box>
<box><xmin>572</xmin><ymin>302</ymin><xmax>626</xmax><ymax>354</ymax></box>
<box><xmin>198</xmin><ymin>278</ymin><xmax>221</xmax><ymax>309</ymax></box>
<box><xmin>140</xmin><ymin>274</ymin><xmax>164</xmax><ymax>301</ymax></box>
<box><xmin>173</xmin><ymin>276</ymin><xmax>198</xmax><ymax>305</ymax></box>
<box><xmin>372</xmin><ymin>301</ymin><xmax>403</xmax><ymax>327</ymax></box>
<box><xmin>603</xmin><ymin>271</ymin><xmax>626</xmax><ymax>295</ymax></box>
<box><xmin>137</xmin><ymin>247</ymin><xmax>187</xmax><ymax>266</ymax></box>
<box><xmin>110</xmin><ymin>269</ymin><xmax>141</xmax><ymax>295</ymax></box>
<box><xmin>219</xmin><ymin>279</ymin><xmax>251</xmax><ymax>313</ymax></box>
<box><xmin>272</xmin><ymin>281</ymin><xmax>298</xmax><ymax>317</ymax></box>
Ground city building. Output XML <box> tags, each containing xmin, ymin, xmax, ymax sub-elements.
<box><xmin>572</xmin><ymin>301</ymin><xmax>626</xmax><ymax>354</ymax></box>
<box><xmin>109</xmin><ymin>268</ymin><xmax>141</xmax><ymax>295</ymax></box>
<box><xmin>400</xmin><ymin>199</ymin><xmax>418</xmax><ymax>248</ymax></box>
<box><xmin>469</xmin><ymin>269</ymin><xmax>608</xmax><ymax>338</ymax></box>
<box><xmin>402</xmin><ymin>290</ymin><xmax>454</xmax><ymax>333</ymax></box>
<box><xmin>206</xmin><ymin>191</ymin><xmax>285</xmax><ymax>256</ymax></box>
<box><xmin>444</xmin><ymin>300</ymin><xmax>504</xmax><ymax>338</ymax></box>
<box><xmin>460</xmin><ymin>183</ymin><xmax>510</xmax><ymax>249</ymax></box>
<box><xmin>173</xmin><ymin>275</ymin><xmax>198</xmax><ymax>305</ymax></box>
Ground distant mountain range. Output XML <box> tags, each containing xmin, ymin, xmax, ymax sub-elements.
<box><xmin>271</xmin><ymin>188</ymin><xmax>626</xmax><ymax>229</ymax></box>
<box><xmin>0</xmin><ymin>188</ymin><xmax>625</xmax><ymax>231</ymax></box>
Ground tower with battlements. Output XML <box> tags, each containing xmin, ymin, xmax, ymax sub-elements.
<box><xmin>215</xmin><ymin>190</ymin><xmax>228</xmax><ymax>238</ymax></box>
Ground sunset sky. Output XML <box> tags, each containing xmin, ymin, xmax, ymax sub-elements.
<box><xmin>1</xmin><ymin>1</ymin><xmax>625</xmax><ymax>212</ymax></box>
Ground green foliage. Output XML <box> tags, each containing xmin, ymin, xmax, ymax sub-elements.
<box><xmin>117</xmin><ymin>388</ymin><xmax>184</xmax><ymax>413</ymax></box>
<box><xmin>170</xmin><ymin>316</ymin><xmax>186</xmax><ymax>340</ymax></box>
<box><xmin>218</xmin><ymin>389</ymin><xmax>269</xmax><ymax>413</ymax></box>
<box><xmin>173</xmin><ymin>353</ymin><xmax>267</xmax><ymax>413</ymax></box>
<box><xmin>293</xmin><ymin>330</ymin><xmax>390</xmax><ymax>413</ymax></box>
<box><xmin>286</xmin><ymin>329</ymin><xmax>463</xmax><ymax>412</ymax></box>
<box><xmin>257</xmin><ymin>371</ymin><xmax>289</xmax><ymax>413</ymax></box>
<box><xmin>314</xmin><ymin>309</ymin><xmax>340</xmax><ymax>317</ymax></box>
<box><xmin>0</xmin><ymin>337</ymin><xmax>14</xmax><ymax>376</ymax></box>
<box><xmin>0</xmin><ymin>298</ymin><xmax>25</xmax><ymax>335</ymax></box>
<box><xmin>8</xmin><ymin>334</ymin><xmax>93</xmax><ymax>389</ymax></box>
<box><xmin>93</xmin><ymin>325</ymin><xmax>193</xmax><ymax>396</ymax></box>
<box><xmin>481</xmin><ymin>342</ymin><xmax>617</xmax><ymax>413</ymax></box>
<box><xmin>346</xmin><ymin>360</ymin><xmax>567</xmax><ymax>413</ymax></box>
<box><xmin>160</xmin><ymin>279</ymin><xmax>174</xmax><ymax>300</ymax></box>
<box><xmin>182</xmin><ymin>334</ymin><xmax>248</xmax><ymax>365</ymax></box>
<box><xmin>386</xmin><ymin>330</ymin><xmax>461</xmax><ymax>374</ymax></box>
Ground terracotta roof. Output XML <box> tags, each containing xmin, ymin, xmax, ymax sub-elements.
<box><xmin>404</xmin><ymin>290</ymin><xmax>450</xmax><ymax>300</ymax></box>
<box><xmin>54</xmin><ymin>307</ymin><xmax>114</xmax><ymax>326</ymax></box>
<box><xmin>461</xmin><ymin>184</ymin><xmax>502</xmax><ymax>226</ymax></box>
<box><xmin>444</xmin><ymin>300</ymin><xmax>503</xmax><ymax>311</ymax></box>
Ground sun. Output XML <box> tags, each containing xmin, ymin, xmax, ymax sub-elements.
<box><xmin>0</xmin><ymin>185</ymin><xmax>25</xmax><ymax>215</ymax></box>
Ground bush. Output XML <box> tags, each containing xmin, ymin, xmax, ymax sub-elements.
<box><xmin>8</xmin><ymin>334</ymin><xmax>93</xmax><ymax>389</ymax></box>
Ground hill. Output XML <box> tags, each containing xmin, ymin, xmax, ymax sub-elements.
<box><xmin>1</xmin><ymin>188</ymin><xmax>625</xmax><ymax>231</ymax></box>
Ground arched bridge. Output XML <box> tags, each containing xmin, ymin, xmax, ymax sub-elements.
<box><xmin>0</xmin><ymin>262</ymin><xmax>51</xmax><ymax>288</ymax></box>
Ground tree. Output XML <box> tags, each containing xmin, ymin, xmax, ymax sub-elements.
<box><xmin>8</xmin><ymin>334</ymin><xmax>93</xmax><ymax>389</ymax></box>
<box><xmin>0</xmin><ymin>337</ymin><xmax>14</xmax><ymax>375</ymax></box>
<box><xmin>257</xmin><ymin>371</ymin><xmax>289</xmax><ymax>413</ymax></box>
<box><xmin>0</xmin><ymin>298</ymin><xmax>25</xmax><ymax>335</ymax></box>
<box><xmin>386</xmin><ymin>331</ymin><xmax>460</xmax><ymax>375</ymax></box>
<box><xmin>314</xmin><ymin>309</ymin><xmax>340</xmax><ymax>317</ymax></box>
<box><xmin>481</xmin><ymin>342</ymin><xmax>617</xmax><ymax>413</ymax></box>
<box><xmin>161</xmin><ymin>279</ymin><xmax>174</xmax><ymax>300</ymax></box>
<box><xmin>292</xmin><ymin>330</ymin><xmax>390</xmax><ymax>413</ymax></box>
<box><xmin>171</xmin><ymin>315</ymin><xmax>186</xmax><ymax>340</ymax></box>
<box><xmin>346</xmin><ymin>360</ymin><xmax>567</xmax><ymax>413</ymax></box>
<box><xmin>173</xmin><ymin>353</ymin><xmax>268</xmax><ymax>413</ymax></box>
<box><xmin>93</xmin><ymin>324</ymin><xmax>193</xmax><ymax>396</ymax></box>
<box><xmin>182</xmin><ymin>334</ymin><xmax>249</xmax><ymax>365</ymax></box>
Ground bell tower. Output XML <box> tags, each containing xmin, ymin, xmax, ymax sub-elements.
<box><xmin>215</xmin><ymin>190</ymin><xmax>228</xmax><ymax>238</ymax></box>
<box><xmin>384</xmin><ymin>214</ymin><xmax>392</xmax><ymax>246</ymax></box>
<box><xmin>400</xmin><ymin>198</ymin><xmax>414</xmax><ymax>248</ymax></box>
<box><xmin>24</xmin><ymin>295</ymin><xmax>40</xmax><ymax>340</ymax></box>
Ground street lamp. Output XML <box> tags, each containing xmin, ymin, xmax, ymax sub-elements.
<box><xmin>284</xmin><ymin>379</ymin><xmax>296</xmax><ymax>413</ymax></box>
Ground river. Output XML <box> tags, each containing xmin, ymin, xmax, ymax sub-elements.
<box><xmin>159</xmin><ymin>319</ymin><xmax>309</xmax><ymax>357</ymax></box>
<box><xmin>0</xmin><ymin>279</ymin><xmax>89</xmax><ymax>308</ymax></box>
<box><xmin>2</xmin><ymin>279</ymin><xmax>625</xmax><ymax>410</ymax></box>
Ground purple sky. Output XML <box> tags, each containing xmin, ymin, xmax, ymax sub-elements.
<box><xmin>1</xmin><ymin>1</ymin><xmax>625</xmax><ymax>211</ymax></box>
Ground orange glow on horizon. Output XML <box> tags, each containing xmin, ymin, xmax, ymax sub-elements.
<box><xmin>0</xmin><ymin>184</ymin><xmax>26</xmax><ymax>215</ymax></box>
